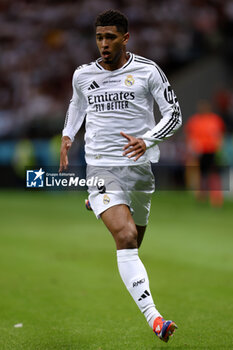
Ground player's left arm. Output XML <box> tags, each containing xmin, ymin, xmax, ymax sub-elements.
<box><xmin>121</xmin><ymin>132</ymin><xmax>146</xmax><ymax>161</ymax></box>
<box><xmin>121</xmin><ymin>65</ymin><xmax>182</xmax><ymax>161</ymax></box>
<box><xmin>142</xmin><ymin>65</ymin><xmax>182</xmax><ymax>145</ymax></box>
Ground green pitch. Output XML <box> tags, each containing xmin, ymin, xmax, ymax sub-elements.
<box><xmin>0</xmin><ymin>190</ymin><xmax>232</xmax><ymax>350</ymax></box>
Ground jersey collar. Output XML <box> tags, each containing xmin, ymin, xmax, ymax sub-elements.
<box><xmin>95</xmin><ymin>52</ymin><xmax>133</xmax><ymax>71</ymax></box>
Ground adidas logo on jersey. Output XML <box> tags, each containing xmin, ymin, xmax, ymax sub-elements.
<box><xmin>88</xmin><ymin>81</ymin><xmax>100</xmax><ymax>90</ymax></box>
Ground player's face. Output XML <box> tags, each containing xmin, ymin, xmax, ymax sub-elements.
<box><xmin>96</xmin><ymin>26</ymin><xmax>129</xmax><ymax>65</ymax></box>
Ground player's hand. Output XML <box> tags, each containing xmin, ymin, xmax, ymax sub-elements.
<box><xmin>120</xmin><ymin>132</ymin><xmax>146</xmax><ymax>161</ymax></box>
<box><xmin>59</xmin><ymin>136</ymin><xmax>72</xmax><ymax>172</ymax></box>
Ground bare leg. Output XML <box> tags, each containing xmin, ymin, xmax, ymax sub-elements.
<box><xmin>136</xmin><ymin>225</ymin><xmax>146</xmax><ymax>248</ymax></box>
<box><xmin>101</xmin><ymin>204</ymin><xmax>138</xmax><ymax>249</ymax></box>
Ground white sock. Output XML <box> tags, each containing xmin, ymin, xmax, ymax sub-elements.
<box><xmin>117</xmin><ymin>248</ymin><xmax>161</xmax><ymax>329</ymax></box>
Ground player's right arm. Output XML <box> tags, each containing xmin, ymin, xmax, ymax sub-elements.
<box><xmin>59</xmin><ymin>136</ymin><xmax>72</xmax><ymax>172</ymax></box>
<box><xmin>59</xmin><ymin>69</ymin><xmax>87</xmax><ymax>172</ymax></box>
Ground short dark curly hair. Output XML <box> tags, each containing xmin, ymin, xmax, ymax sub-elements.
<box><xmin>95</xmin><ymin>10</ymin><xmax>128</xmax><ymax>34</ymax></box>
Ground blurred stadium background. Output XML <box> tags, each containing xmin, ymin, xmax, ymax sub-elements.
<box><xmin>1</xmin><ymin>1</ymin><xmax>233</xmax><ymax>349</ymax></box>
<box><xmin>0</xmin><ymin>0</ymin><xmax>233</xmax><ymax>192</ymax></box>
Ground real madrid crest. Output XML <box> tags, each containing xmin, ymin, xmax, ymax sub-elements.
<box><xmin>125</xmin><ymin>75</ymin><xmax>135</xmax><ymax>87</ymax></box>
<box><xmin>103</xmin><ymin>194</ymin><xmax>110</xmax><ymax>205</ymax></box>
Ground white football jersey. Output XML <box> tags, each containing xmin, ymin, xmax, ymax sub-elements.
<box><xmin>63</xmin><ymin>53</ymin><xmax>182</xmax><ymax>166</ymax></box>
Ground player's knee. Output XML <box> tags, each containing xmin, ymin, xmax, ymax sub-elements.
<box><xmin>116</xmin><ymin>226</ymin><xmax>138</xmax><ymax>249</ymax></box>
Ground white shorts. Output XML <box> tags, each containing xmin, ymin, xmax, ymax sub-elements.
<box><xmin>86</xmin><ymin>162</ymin><xmax>155</xmax><ymax>226</ymax></box>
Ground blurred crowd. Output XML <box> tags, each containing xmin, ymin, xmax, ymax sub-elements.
<box><xmin>0</xmin><ymin>0</ymin><xmax>233</xmax><ymax>139</ymax></box>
